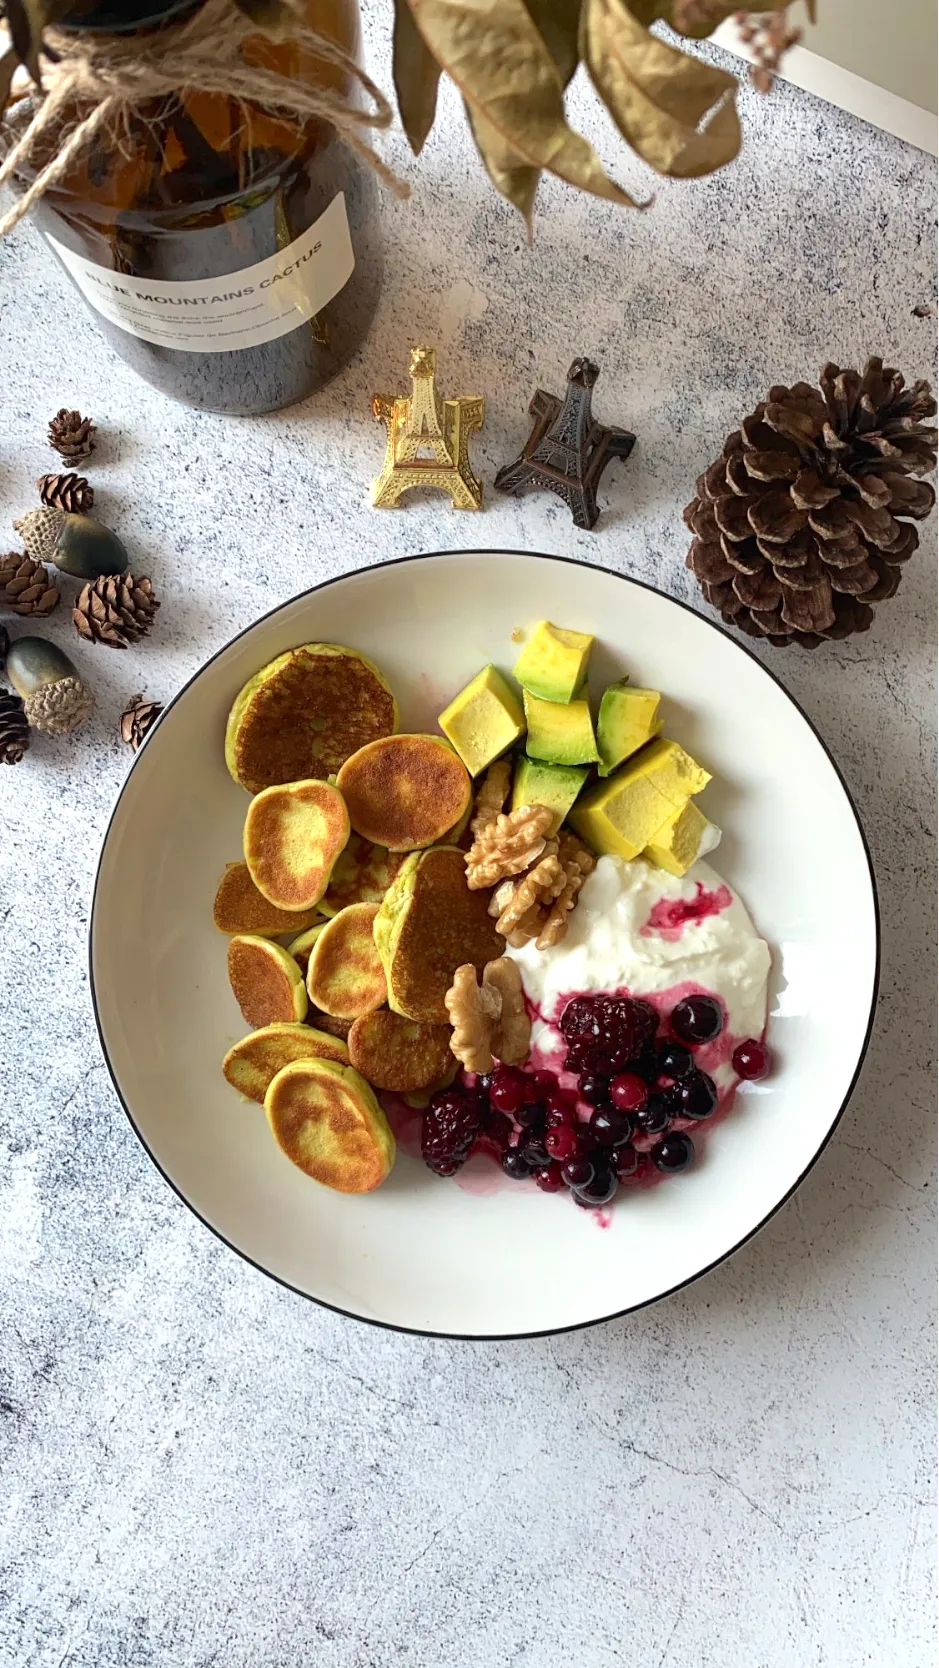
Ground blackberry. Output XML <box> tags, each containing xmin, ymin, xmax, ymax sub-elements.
<box><xmin>421</xmin><ymin>1090</ymin><xmax>480</xmax><ymax>1176</ymax></box>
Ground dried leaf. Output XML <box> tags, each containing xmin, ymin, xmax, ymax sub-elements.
<box><xmin>465</xmin><ymin>102</ymin><xmax>541</xmax><ymax>231</ymax></box>
<box><xmin>230</xmin><ymin>0</ymin><xmax>294</xmax><ymax>25</ymax></box>
<box><xmin>0</xmin><ymin>46</ymin><xmax>19</xmax><ymax>114</ymax></box>
<box><xmin>524</xmin><ymin>0</ymin><xmax>582</xmax><ymax>85</ymax></box>
<box><xmin>581</xmin><ymin>0</ymin><xmax>740</xmax><ymax>176</ymax></box>
<box><xmin>4</xmin><ymin>0</ymin><xmax>49</xmax><ymax>82</ymax></box>
<box><xmin>394</xmin><ymin>0</ymin><xmax>441</xmax><ymax>153</ymax></box>
<box><xmin>663</xmin><ymin>0</ymin><xmax>794</xmax><ymax>40</ymax></box>
<box><xmin>407</xmin><ymin>0</ymin><xmax>646</xmax><ymax>210</ymax></box>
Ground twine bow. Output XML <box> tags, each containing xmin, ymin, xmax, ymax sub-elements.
<box><xmin>0</xmin><ymin>0</ymin><xmax>409</xmax><ymax>237</ymax></box>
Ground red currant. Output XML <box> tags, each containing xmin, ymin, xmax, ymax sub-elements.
<box><xmin>610</xmin><ymin>1072</ymin><xmax>649</xmax><ymax>1113</ymax></box>
<box><xmin>732</xmin><ymin>1039</ymin><xmax>770</xmax><ymax>1080</ymax></box>
<box><xmin>545</xmin><ymin>1124</ymin><xmax>579</xmax><ymax>1162</ymax></box>
<box><xmin>534</xmin><ymin>1162</ymin><xmax>565</xmax><ymax>1193</ymax></box>
<box><xmin>489</xmin><ymin>1065</ymin><xmax>526</xmax><ymax>1115</ymax></box>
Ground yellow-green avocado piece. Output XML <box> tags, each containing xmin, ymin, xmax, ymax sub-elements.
<box><xmin>644</xmin><ymin>800</ymin><xmax>715</xmax><ymax>877</ymax></box>
<box><xmin>513</xmin><ymin>621</ymin><xmax>593</xmax><ymax>703</ymax></box>
<box><xmin>569</xmin><ymin>738</ymin><xmax>711</xmax><ymax>861</ymax></box>
<box><xmin>596</xmin><ymin>680</ymin><xmax>662</xmax><ymax>776</ymax></box>
<box><xmin>510</xmin><ymin>756</ymin><xmax>589</xmax><ymax>835</ymax></box>
<box><xmin>524</xmin><ymin>691</ymin><xmax>598</xmax><ymax>766</ymax></box>
<box><xmin>438</xmin><ymin>664</ymin><xmax>525</xmax><ymax>776</ymax></box>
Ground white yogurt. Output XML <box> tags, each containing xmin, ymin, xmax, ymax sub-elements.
<box><xmin>507</xmin><ymin>855</ymin><xmax>771</xmax><ymax>1083</ymax></box>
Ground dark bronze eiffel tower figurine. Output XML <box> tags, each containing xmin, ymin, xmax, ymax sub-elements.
<box><xmin>495</xmin><ymin>358</ymin><xmax>635</xmax><ymax>530</ymax></box>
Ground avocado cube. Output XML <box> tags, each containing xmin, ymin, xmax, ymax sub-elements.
<box><xmin>644</xmin><ymin>800</ymin><xmax>719</xmax><ymax>877</ymax></box>
<box><xmin>438</xmin><ymin>664</ymin><xmax>525</xmax><ymax>777</ymax></box>
<box><xmin>513</xmin><ymin>620</ymin><xmax>593</xmax><ymax>704</ymax></box>
<box><xmin>511</xmin><ymin>756</ymin><xmax>590</xmax><ymax>836</ymax></box>
<box><xmin>523</xmin><ymin>690</ymin><xmax>598</xmax><ymax>766</ymax></box>
<box><xmin>569</xmin><ymin>738</ymin><xmax>711</xmax><ymax>861</ymax></box>
<box><xmin>597</xmin><ymin>680</ymin><xmax>661</xmax><ymax>776</ymax></box>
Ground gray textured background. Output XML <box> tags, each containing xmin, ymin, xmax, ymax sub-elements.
<box><xmin>1</xmin><ymin>12</ymin><xmax>936</xmax><ymax>1666</ymax></box>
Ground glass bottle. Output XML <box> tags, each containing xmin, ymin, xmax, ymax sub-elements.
<box><xmin>13</xmin><ymin>0</ymin><xmax>381</xmax><ymax>415</ymax></box>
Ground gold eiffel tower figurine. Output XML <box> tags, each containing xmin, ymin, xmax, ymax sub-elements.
<box><xmin>371</xmin><ymin>347</ymin><xmax>485</xmax><ymax>510</ymax></box>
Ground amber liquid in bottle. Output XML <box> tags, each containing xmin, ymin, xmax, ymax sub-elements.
<box><xmin>21</xmin><ymin>0</ymin><xmax>381</xmax><ymax>414</ymax></box>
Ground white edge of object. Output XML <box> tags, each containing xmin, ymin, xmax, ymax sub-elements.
<box><xmin>713</xmin><ymin>24</ymin><xmax>939</xmax><ymax>158</ymax></box>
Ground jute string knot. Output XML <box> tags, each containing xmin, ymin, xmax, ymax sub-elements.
<box><xmin>0</xmin><ymin>0</ymin><xmax>409</xmax><ymax>237</ymax></box>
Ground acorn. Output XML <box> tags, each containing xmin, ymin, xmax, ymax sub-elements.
<box><xmin>13</xmin><ymin>507</ymin><xmax>128</xmax><ymax>580</ymax></box>
<box><xmin>5</xmin><ymin>636</ymin><xmax>95</xmax><ymax>734</ymax></box>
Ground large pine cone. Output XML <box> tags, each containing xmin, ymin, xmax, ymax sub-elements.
<box><xmin>73</xmin><ymin>574</ymin><xmax>159</xmax><ymax>649</ymax></box>
<box><xmin>48</xmin><ymin>408</ymin><xmax>96</xmax><ymax>462</ymax></box>
<box><xmin>0</xmin><ymin>551</ymin><xmax>60</xmax><ymax>617</ymax></box>
<box><xmin>685</xmin><ymin>358</ymin><xmax>937</xmax><ymax>647</ymax></box>
<box><xmin>0</xmin><ymin>689</ymin><xmax>28</xmax><ymax>763</ymax></box>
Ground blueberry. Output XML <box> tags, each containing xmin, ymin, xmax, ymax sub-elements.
<box><xmin>573</xmin><ymin>1166</ymin><xmax>618</xmax><ymax>1207</ymax></box>
<box><xmin>671</xmin><ymin>996</ymin><xmax>723</xmax><ymax>1044</ymax></box>
<box><xmin>657</xmin><ymin>1040</ymin><xmax>693</xmax><ymax>1079</ymax></box>
<box><xmin>652</xmin><ymin>1132</ymin><xmax>695</xmax><ymax>1173</ymax></box>
<box><xmin>588</xmin><ymin>1106</ymin><xmax>634</xmax><ymax>1148</ymax></box>
<box><xmin>502</xmin><ymin>1149</ymin><xmax>533</xmax><ymax>1180</ymax></box>
<box><xmin>579</xmin><ymin>1074</ymin><xmax>611</xmax><ymax>1106</ymax></box>
<box><xmin>519</xmin><ymin>1138</ymin><xmax>550</xmax><ymax>1170</ymax></box>
<box><xmin>561</xmin><ymin>1157</ymin><xmax>594</xmax><ymax>1189</ymax></box>
<box><xmin>634</xmin><ymin>1092</ymin><xmax>671</xmax><ymax>1135</ymax></box>
<box><xmin>675</xmin><ymin>1070</ymin><xmax>718</xmax><ymax>1120</ymax></box>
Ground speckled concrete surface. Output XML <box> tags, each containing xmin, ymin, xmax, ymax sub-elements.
<box><xmin>1</xmin><ymin>14</ymin><xmax>936</xmax><ymax>1666</ymax></box>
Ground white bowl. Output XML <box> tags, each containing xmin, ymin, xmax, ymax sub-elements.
<box><xmin>91</xmin><ymin>551</ymin><xmax>879</xmax><ymax>1338</ymax></box>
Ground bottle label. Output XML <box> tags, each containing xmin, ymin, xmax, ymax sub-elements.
<box><xmin>45</xmin><ymin>193</ymin><xmax>355</xmax><ymax>355</ymax></box>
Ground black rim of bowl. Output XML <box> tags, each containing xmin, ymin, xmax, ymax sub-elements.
<box><xmin>89</xmin><ymin>549</ymin><xmax>882</xmax><ymax>1341</ymax></box>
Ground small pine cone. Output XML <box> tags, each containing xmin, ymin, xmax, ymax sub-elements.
<box><xmin>685</xmin><ymin>356</ymin><xmax>937</xmax><ymax>647</ymax></box>
<box><xmin>37</xmin><ymin>472</ymin><xmax>94</xmax><ymax>513</ymax></box>
<box><xmin>120</xmin><ymin>693</ymin><xmax>164</xmax><ymax>751</ymax></box>
<box><xmin>48</xmin><ymin>409</ymin><xmax>96</xmax><ymax>462</ymax></box>
<box><xmin>23</xmin><ymin>676</ymin><xmax>94</xmax><ymax>735</ymax></box>
<box><xmin>0</xmin><ymin>688</ymin><xmax>29</xmax><ymax>763</ymax></box>
<box><xmin>0</xmin><ymin>551</ymin><xmax>60</xmax><ymax>617</ymax></box>
<box><xmin>73</xmin><ymin>574</ymin><xmax>159</xmax><ymax>649</ymax></box>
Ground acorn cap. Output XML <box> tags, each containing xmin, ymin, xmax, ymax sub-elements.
<box><xmin>23</xmin><ymin>677</ymin><xmax>94</xmax><ymax>734</ymax></box>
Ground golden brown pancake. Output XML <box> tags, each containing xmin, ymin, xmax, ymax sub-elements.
<box><xmin>213</xmin><ymin>862</ymin><xmax>324</xmax><ymax>936</ymax></box>
<box><xmin>320</xmin><ymin>833</ymin><xmax>407</xmax><ymax>915</ymax></box>
<box><xmin>243</xmin><ymin>779</ymin><xmax>349</xmax><ymax>911</ymax></box>
<box><xmin>227</xmin><ymin>935</ymin><xmax>308</xmax><ymax>1028</ymax></box>
<box><xmin>222</xmin><ymin>1022</ymin><xmax>349</xmax><ymax>1104</ymax></box>
<box><xmin>306</xmin><ymin>903</ymin><xmax>387</xmax><ymax>1018</ymax></box>
<box><xmin>265</xmin><ymin>1059</ymin><xmax>395</xmax><ymax>1192</ymax></box>
<box><xmin>286</xmin><ymin>923</ymin><xmax>327</xmax><ymax>975</ymax></box>
<box><xmin>375</xmin><ymin>846</ymin><xmax>503</xmax><ymax>1023</ymax></box>
<box><xmin>308</xmin><ymin>1008</ymin><xmax>353</xmax><ymax>1041</ymax></box>
<box><xmin>336</xmin><ymin>734</ymin><xmax>472</xmax><ymax>850</ymax></box>
<box><xmin>225</xmin><ymin>644</ymin><xmax>398</xmax><ymax>794</ymax></box>
<box><xmin>348</xmin><ymin>1009</ymin><xmax>454</xmax><ymax>1093</ymax></box>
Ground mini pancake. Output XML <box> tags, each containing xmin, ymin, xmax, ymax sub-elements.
<box><xmin>375</xmin><ymin>846</ymin><xmax>504</xmax><ymax>1023</ymax></box>
<box><xmin>348</xmin><ymin>1010</ymin><xmax>454</xmax><ymax>1093</ymax></box>
<box><xmin>306</xmin><ymin>902</ymin><xmax>387</xmax><ymax>1018</ymax></box>
<box><xmin>320</xmin><ymin>833</ymin><xmax>407</xmax><ymax>916</ymax></box>
<box><xmin>227</xmin><ymin>935</ymin><xmax>308</xmax><ymax>1028</ymax></box>
<box><xmin>244</xmin><ymin>779</ymin><xmax>349</xmax><ymax>910</ymax></box>
<box><xmin>222</xmin><ymin>1022</ymin><xmax>349</xmax><ymax>1104</ymax></box>
<box><xmin>286</xmin><ymin>923</ymin><xmax>327</xmax><ymax>975</ymax></box>
<box><xmin>265</xmin><ymin>1058</ymin><xmax>395</xmax><ymax>1193</ymax></box>
<box><xmin>225</xmin><ymin>643</ymin><xmax>398</xmax><ymax>794</ymax></box>
<box><xmin>308</xmin><ymin>1008</ymin><xmax>353</xmax><ymax>1040</ymax></box>
<box><xmin>336</xmin><ymin>735</ymin><xmax>472</xmax><ymax>851</ymax></box>
<box><xmin>213</xmin><ymin>862</ymin><xmax>324</xmax><ymax>936</ymax></box>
